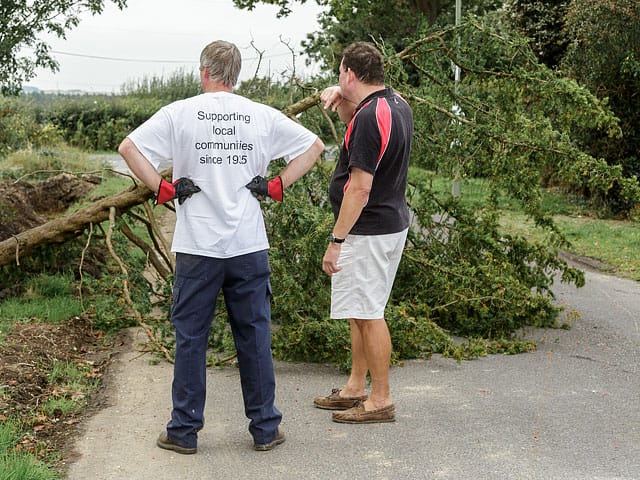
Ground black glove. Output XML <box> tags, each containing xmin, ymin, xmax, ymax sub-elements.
<box><xmin>245</xmin><ymin>175</ymin><xmax>283</xmax><ymax>201</ymax></box>
<box><xmin>156</xmin><ymin>178</ymin><xmax>201</xmax><ymax>205</ymax></box>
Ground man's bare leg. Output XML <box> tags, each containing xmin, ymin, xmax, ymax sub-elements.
<box><xmin>354</xmin><ymin>318</ymin><xmax>392</xmax><ymax>411</ymax></box>
<box><xmin>340</xmin><ymin>319</ymin><xmax>368</xmax><ymax>397</ymax></box>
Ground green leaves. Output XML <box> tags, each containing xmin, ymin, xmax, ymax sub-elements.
<box><xmin>561</xmin><ymin>0</ymin><xmax>640</xmax><ymax>182</ymax></box>
<box><xmin>396</xmin><ymin>180</ymin><xmax>582</xmax><ymax>338</ymax></box>
<box><xmin>386</xmin><ymin>13</ymin><xmax>638</xmax><ymax>216</ymax></box>
<box><xmin>232</xmin><ymin>0</ymin><xmax>304</xmax><ymax>18</ymax></box>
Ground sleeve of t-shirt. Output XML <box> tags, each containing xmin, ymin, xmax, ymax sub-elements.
<box><xmin>267</xmin><ymin>110</ymin><xmax>318</xmax><ymax>163</ymax></box>
<box><xmin>127</xmin><ymin>108</ymin><xmax>173</xmax><ymax>170</ymax></box>
<box><xmin>346</xmin><ymin>107</ymin><xmax>382</xmax><ymax>175</ymax></box>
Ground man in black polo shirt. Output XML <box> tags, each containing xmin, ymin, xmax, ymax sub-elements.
<box><xmin>313</xmin><ymin>42</ymin><xmax>413</xmax><ymax>423</ymax></box>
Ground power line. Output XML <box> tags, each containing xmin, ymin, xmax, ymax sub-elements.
<box><xmin>50</xmin><ymin>49</ymin><xmax>195</xmax><ymax>64</ymax></box>
<box><xmin>50</xmin><ymin>49</ymin><xmax>296</xmax><ymax>64</ymax></box>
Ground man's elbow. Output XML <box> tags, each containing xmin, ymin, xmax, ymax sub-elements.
<box><xmin>347</xmin><ymin>184</ymin><xmax>371</xmax><ymax>206</ymax></box>
<box><xmin>300</xmin><ymin>137</ymin><xmax>325</xmax><ymax>168</ymax></box>
<box><xmin>313</xmin><ymin>137</ymin><xmax>325</xmax><ymax>159</ymax></box>
<box><xmin>117</xmin><ymin>138</ymin><xmax>132</xmax><ymax>158</ymax></box>
<box><xmin>358</xmin><ymin>188</ymin><xmax>371</xmax><ymax>207</ymax></box>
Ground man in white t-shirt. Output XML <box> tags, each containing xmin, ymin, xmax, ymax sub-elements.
<box><xmin>118</xmin><ymin>40</ymin><xmax>324</xmax><ymax>454</ymax></box>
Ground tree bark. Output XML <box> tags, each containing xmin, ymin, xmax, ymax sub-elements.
<box><xmin>283</xmin><ymin>92</ymin><xmax>320</xmax><ymax>117</ymax></box>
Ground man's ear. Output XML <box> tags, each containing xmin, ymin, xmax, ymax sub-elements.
<box><xmin>345</xmin><ymin>68</ymin><xmax>356</xmax><ymax>84</ymax></box>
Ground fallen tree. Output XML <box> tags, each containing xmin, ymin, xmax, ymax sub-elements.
<box><xmin>0</xmin><ymin>169</ymin><xmax>171</xmax><ymax>267</ymax></box>
<box><xmin>0</xmin><ymin>30</ymin><xmax>613</xmax><ymax>368</ymax></box>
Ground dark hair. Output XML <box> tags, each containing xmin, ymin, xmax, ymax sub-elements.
<box><xmin>342</xmin><ymin>42</ymin><xmax>385</xmax><ymax>85</ymax></box>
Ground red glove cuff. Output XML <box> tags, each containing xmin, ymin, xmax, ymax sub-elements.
<box><xmin>156</xmin><ymin>179</ymin><xmax>176</xmax><ymax>205</ymax></box>
<box><xmin>267</xmin><ymin>176</ymin><xmax>283</xmax><ymax>202</ymax></box>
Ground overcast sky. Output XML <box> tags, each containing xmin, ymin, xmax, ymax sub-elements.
<box><xmin>28</xmin><ymin>0</ymin><xmax>324</xmax><ymax>93</ymax></box>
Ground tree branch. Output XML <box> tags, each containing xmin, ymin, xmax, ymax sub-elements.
<box><xmin>106</xmin><ymin>207</ymin><xmax>173</xmax><ymax>364</ymax></box>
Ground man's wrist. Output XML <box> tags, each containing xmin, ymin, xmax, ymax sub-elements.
<box><xmin>329</xmin><ymin>232</ymin><xmax>345</xmax><ymax>244</ymax></box>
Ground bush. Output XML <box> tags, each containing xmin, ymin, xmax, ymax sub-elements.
<box><xmin>0</xmin><ymin>96</ymin><xmax>62</xmax><ymax>157</ymax></box>
<box><xmin>41</xmin><ymin>95</ymin><xmax>161</xmax><ymax>151</ymax></box>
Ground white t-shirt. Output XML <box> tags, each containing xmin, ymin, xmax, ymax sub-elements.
<box><xmin>128</xmin><ymin>91</ymin><xmax>318</xmax><ymax>258</ymax></box>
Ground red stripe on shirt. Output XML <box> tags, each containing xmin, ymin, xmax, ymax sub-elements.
<box><xmin>375</xmin><ymin>98</ymin><xmax>392</xmax><ymax>169</ymax></box>
<box><xmin>345</xmin><ymin>100</ymin><xmax>371</xmax><ymax>151</ymax></box>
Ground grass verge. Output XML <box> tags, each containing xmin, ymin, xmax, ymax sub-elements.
<box><xmin>1</xmin><ymin>420</ymin><xmax>59</xmax><ymax>480</ymax></box>
<box><xmin>427</xmin><ymin>174</ymin><xmax>640</xmax><ymax>280</ymax></box>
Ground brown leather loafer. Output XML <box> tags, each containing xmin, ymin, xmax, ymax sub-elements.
<box><xmin>313</xmin><ymin>388</ymin><xmax>368</xmax><ymax>410</ymax></box>
<box><xmin>332</xmin><ymin>402</ymin><xmax>396</xmax><ymax>424</ymax></box>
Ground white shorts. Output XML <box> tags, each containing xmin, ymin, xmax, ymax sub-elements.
<box><xmin>330</xmin><ymin>229</ymin><xmax>408</xmax><ymax>320</ymax></box>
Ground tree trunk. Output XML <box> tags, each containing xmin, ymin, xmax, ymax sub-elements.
<box><xmin>0</xmin><ymin>170</ymin><xmax>171</xmax><ymax>267</ymax></box>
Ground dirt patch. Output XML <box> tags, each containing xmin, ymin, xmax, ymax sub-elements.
<box><xmin>0</xmin><ymin>317</ymin><xmax>118</xmax><ymax>467</ymax></box>
<box><xmin>559</xmin><ymin>250</ymin><xmax>616</xmax><ymax>273</ymax></box>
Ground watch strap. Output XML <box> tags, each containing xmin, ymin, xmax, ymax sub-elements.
<box><xmin>330</xmin><ymin>233</ymin><xmax>345</xmax><ymax>244</ymax></box>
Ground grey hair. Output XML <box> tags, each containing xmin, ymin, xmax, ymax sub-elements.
<box><xmin>199</xmin><ymin>40</ymin><xmax>241</xmax><ymax>88</ymax></box>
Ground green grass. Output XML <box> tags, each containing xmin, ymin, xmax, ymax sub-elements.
<box><xmin>45</xmin><ymin>360</ymin><xmax>100</xmax><ymax>415</ymax></box>
<box><xmin>0</xmin><ymin>453</ymin><xmax>61</xmax><ymax>480</ymax></box>
<box><xmin>499</xmin><ymin>209</ymin><xmax>640</xmax><ymax>281</ymax></box>
<box><xmin>68</xmin><ymin>173</ymin><xmax>141</xmax><ymax>212</ymax></box>
<box><xmin>559</xmin><ymin>216</ymin><xmax>640</xmax><ymax>271</ymax></box>
<box><xmin>0</xmin><ymin>145</ymin><xmax>100</xmax><ymax>181</ymax></box>
<box><xmin>41</xmin><ymin>397</ymin><xmax>83</xmax><ymax>418</ymax></box>
<box><xmin>424</xmin><ymin>174</ymin><xmax>640</xmax><ymax>280</ymax></box>
<box><xmin>0</xmin><ymin>421</ymin><xmax>15</xmax><ymax>451</ymax></box>
<box><xmin>25</xmin><ymin>273</ymin><xmax>75</xmax><ymax>298</ymax></box>
<box><xmin>0</xmin><ymin>319</ymin><xmax>10</xmax><ymax>343</ymax></box>
<box><xmin>424</xmin><ymin>173</ymin><xmax>590</xmax><ymax>215</ymax></box>
<box><xmin>0</xmin><ymin>421</ymin><xmax>61</xmax><ymax>480</ymax></box>
<box><xmin>0</xmin><ymin>295</ymin><xmax>82</xmax><ymax>323</ymax></box>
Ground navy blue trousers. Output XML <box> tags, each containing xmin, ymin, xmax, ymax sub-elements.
<box><xmin>166</xmin><ymin>251</ymin><xmax>282</xmax><ymax>448</ymax></box>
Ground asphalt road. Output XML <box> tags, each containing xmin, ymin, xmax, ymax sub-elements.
<box><xmin>63</xmin><ymin>265</ymin><xmax>640</xmax><ymax>480</ymax></box>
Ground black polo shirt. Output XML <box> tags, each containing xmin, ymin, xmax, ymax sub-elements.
<box><xmin>329</xmin><ymin>87</ymin><xmax>413</xmax><ymax>235</ymax></box>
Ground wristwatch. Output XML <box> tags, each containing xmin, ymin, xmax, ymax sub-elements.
<box><xmin>329</xmin><ymin>232</ymin><xmax>345</xmax><ymax>244</ymax></box>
